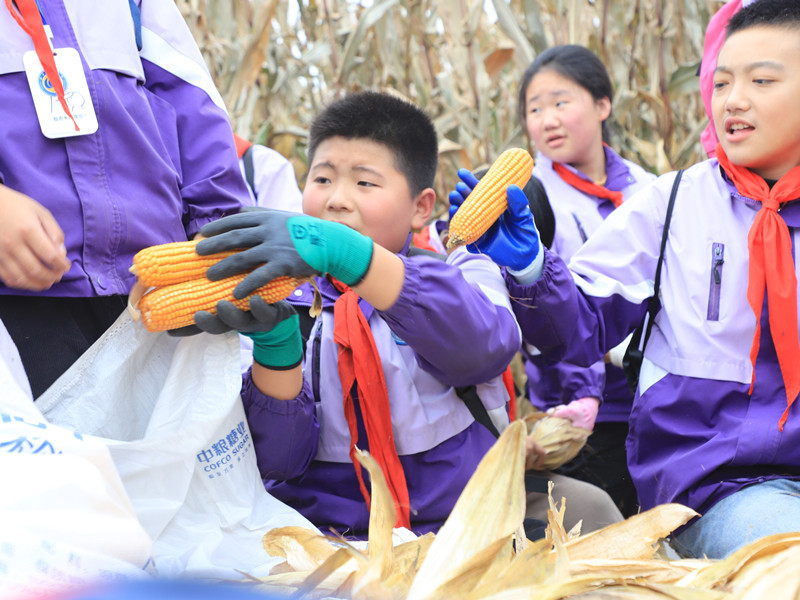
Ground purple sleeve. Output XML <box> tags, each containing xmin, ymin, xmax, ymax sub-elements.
<box><xmin>379</xmin><ymin>255</ymin><xmax>520</xmax><ymax>387</ymax></box>
<box><xmin>527</xmin><ymin>354</ymin><xmax>605</xmax><ymax>409</ymax></box>
<box><xmin>509</xmin><ymin>248</ymin><xmax>646</xmax><ymax>368</ymax></box>
<box><xmin>239</xmin><ymin>372</ymin><xmax>319</xmax><ymax>480</ymax></box>
<box><xmin>140</xmin><ymin>60</ymin><xmax>249</xmax><ymax>237</ymax></box>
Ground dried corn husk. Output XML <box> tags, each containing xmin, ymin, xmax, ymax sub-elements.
<box><xmin>564</xmin><ymin>504</ymin><xmax>699</xmax><ymax>561</ymax></box>
<box><xmin>406</xmin><ymin>420</ymin><xmax>527</xmax><ymax>600</ymax></box>
<box><xmin>527</xmin><ymin>414</ymin><xmax>590</xmax><ymax>470</ymax></box>
<box><xmin>261</xmin><ymin>525</ymin><xmax>338</xmax><ymax>572</ymax></box>
<box><xmin>252</xmin><ymin>421</ymin><xmax>800</xmax><ymax>600</ymax></box>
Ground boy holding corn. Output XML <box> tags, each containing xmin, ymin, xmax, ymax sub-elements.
<box><xmin>449</xmin><ymin>0</ymin><xmax>800</xmax><ymax>559</ymax></box>
<box><xmin>182</xmin><ymin>91</ymin><xmax>522</xmax><ymax>536</ymax></box>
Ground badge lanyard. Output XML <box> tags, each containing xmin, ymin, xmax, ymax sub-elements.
<box><xmin>9</xmin><ymin>0</ymin><xmax>99</xmax><ymax>138</ymax></box>
<box><xmin>6</xmin><ymin>0</ymin><xmax>78</xmax><ymax>130</ymax></box>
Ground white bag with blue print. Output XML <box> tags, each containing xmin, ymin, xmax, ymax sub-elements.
<box><xmin>37</xmin><ymin>312</ymin><xmax>317</xmax><ymax>581</ymax></box>
<box><xmin>0</xmin><ymin>329</ymin><xmax>152</xmax><ymax>597</ymax></box>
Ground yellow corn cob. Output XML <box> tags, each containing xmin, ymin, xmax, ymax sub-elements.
<box><xmin>137</xmin><ymin>274</ymin><xmax>302</xmax><ymax>332</ymax></box>
<box><xmin>446</xmin><ymin>148</ymin><xmax>534</xmax><ymax>249</ymax></box>
<box><xmin>130</xmin><ymin>240</ymin><xmax>239</xmax><ymax>287</ymax></box>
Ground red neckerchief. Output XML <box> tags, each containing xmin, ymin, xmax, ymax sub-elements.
<box><xmin>233</xmin><ymin>133</ymin><xmax>252</xmax><ymax>159</ymax></box>
<box><xmin>552</xmin><ymin>162</ymin><xmax>623</xmax><ymax>208</ymax></box>
<box><xmin>716</xmin><ymin>144</ymin><xmax>800</xmax><ymax>430</ymax></box>
<box><xmin>330</xmin><ymin>277</ymin><xmax>411</xmax><ymax>528</ymax></box>
<box><xmin>7</xmin><ymin>0</ymin><xmax>78</xmax><ymax>131</ymax></box>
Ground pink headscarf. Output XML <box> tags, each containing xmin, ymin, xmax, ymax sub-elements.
<box><xmin>699</xmin><ymin>0</ymin><xmax>744</xmax><ymax>158</ymax></box>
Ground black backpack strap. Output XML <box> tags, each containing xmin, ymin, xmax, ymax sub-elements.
<box><xmin>623</xmin><ymin>169</ymin><xmax>683</xmax><ymax>393</ymax></box>
<box><xmin>242</xmin><ymin>145</ymin><xmax>256</xmax><ymax>197</ymax></box>
<box><xmin>454</xmin><ymin>385</ymin><xmax>501</xmax><ymax>438</ymax></box>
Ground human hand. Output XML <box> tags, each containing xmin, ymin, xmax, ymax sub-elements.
<box><xmin>525</xmin><ymin>436</ymin><xmax>547</xmax><ymax>471</ymax></box>
<box><xmin>196</xmin><ymin>208</ymin><xmax>373</xmax><ymax>298</ymax></box>
<box><xmin>0</xmin><ymin>185</ymin><xmax>71</xmax><ymax>290</ymax></box>
<box><xmin>549</xmin><ymin>397</ymin><xmax>600</xmax><ymax>431</ymax></box>
<box><xmin>177</xmin><ymin>296</ymin><xmax>302</xmax><ymax>369</ymax></box>
<box><xmin>448</xmin><ymin>169</ymin><xmax>541</xmax><ymax>271</ymax></box>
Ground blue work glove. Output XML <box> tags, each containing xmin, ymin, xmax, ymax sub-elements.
<box><xmin>196</xmin><ymin>208</ymin><xmax>374</xmax><ymax>299</ymax></box>
<box><xmin>194</xmin><ymin>296</ymin><xmax>303</xmax><ymax>369</ymax></box>
<box><xmin>448</xmin><ymin>168</ymin><xmax>542</xmax><ymax>274</ymax></box>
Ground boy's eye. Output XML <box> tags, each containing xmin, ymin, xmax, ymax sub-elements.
<box><xmin>358</xmin><ymin>180</ymin><xmax>377</xmax><ymax>187</ymax></box>
<box><xmin>313</xmin><ymin>176</ymin><xmax>331</xmax><ymax>184</ymax></box>
<box><xmin>529</xmin><ymin>107</ymin><xmax>540</xmax><ymax>115</ymax></box>
<box><xmin>556</xmin><ymin>100</ymin><xmax>567</xmax><ymax>107</ymax></box>
<box><xmin>753</xmin><ymin>78</ymin><xmax>774</xmax><ymax>85</ymax></box>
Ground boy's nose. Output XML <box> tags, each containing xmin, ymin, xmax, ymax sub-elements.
<box><xmin>326</xmin><ymin>185</ymin><xmax>352</xmax><ymax>211</ymax></box>
<box><xmin>723</xmin><ymin>81</ymin><xmax>750</xmax><ymax>113</ymax></box>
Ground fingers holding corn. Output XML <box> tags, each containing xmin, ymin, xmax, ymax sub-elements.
<box><xmin>446</xmin><ymin>149</ymin><xmax>543</xmax><ymax>274</ymax></box>
<box><xmin>446</xmin><ymin>148</ymin><xmax>534</xmax><ymax>249</ymax></box>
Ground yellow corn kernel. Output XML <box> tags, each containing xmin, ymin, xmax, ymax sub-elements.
<box><xmin>137</xmin><ymin>274</ymin><xmax>302</xmax><ymax>332</ymax></box>
<box><xmin>446</xmin><ymin>148</ymin><xmax>534</xmax><ymax>249</ymax></box>
<box><xmin>130</xmin><ymin>240</ymin><xmax>239</xmax><ymax>287</ymax></box>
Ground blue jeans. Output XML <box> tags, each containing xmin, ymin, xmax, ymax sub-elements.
<box><xmin>673</xmin><ymin>479</ymin><xmax>800</xmax><ymax>559</ymax></box>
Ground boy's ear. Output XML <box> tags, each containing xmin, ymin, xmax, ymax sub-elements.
<box><xmin>410</xmin><ymin>187</ymin><xmax>436</xmax><ymax>231</ymax></box>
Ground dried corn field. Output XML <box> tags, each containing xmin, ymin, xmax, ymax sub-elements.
<box><xmin>176</xmin><ymin>0</ymin><xmax>717</xmax><ymax>219</ymax></box>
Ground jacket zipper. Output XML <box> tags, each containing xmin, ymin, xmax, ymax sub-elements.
<box><xmin>707</xmin><ymin>242</ymin><xmax>725</xmax><ymax>321</ymax></box>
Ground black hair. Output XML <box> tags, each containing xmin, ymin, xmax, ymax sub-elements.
<box><xmin>727</xmin><ymin>0</ymin><xmax>800</xmax><ymax>36</ymax></box>
<box><xmin>473</xmin><ymin>168</ymin><xmax>555</xmax><ymax>249</ymax></box>
<box><xmin>307</xmin><ymin>91</ymin><xmax>438</xmax><ymax>197</ymax></box>
<box><xmin>516</xmin><ymin>45</ymin><xmax>614</xmax><ymax>143</ymax></box>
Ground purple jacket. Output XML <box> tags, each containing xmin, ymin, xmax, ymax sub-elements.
<box><xmin>241</xmin><ymin>245</ymin><xmax>521</xmax><ymax>537</ymax></box>
<box><xmin>508</xmin><ymin>160</ymin><xmax>800</xmax><ymax>517</ymax></box>
<box><xmin>525</xmin><ymin>147</ymin><xmax>655</xmax><ymax>422</ymax></box>
<box><xmin>0</xmin><ymin>1</ymin><xmax>248</xmax><ymax>298</ymax></box>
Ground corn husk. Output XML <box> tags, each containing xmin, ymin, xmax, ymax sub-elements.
<box><xmin>526</xmin><ymin>414</ymin><xmax>590</xmax><ymax>470</ymax></box>
<box><xmin>406</xmin><ymin>419</ymin><xmax>527</xmax><ymax>600</ymax></box>
<box><xmin>253</xmin><ymin>422</ymin><xmax>800</xmax><ymax>600</ymax></box>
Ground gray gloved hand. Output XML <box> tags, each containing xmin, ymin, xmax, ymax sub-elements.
<box><xmin>196</xmin><ymin>208</ymin><xmax>373</xmax><ymax>299</ymax></box>
<box><xmin>194</xmin><ymin>297</ymin><xmax>303</xmax><ymax>369</ymax></box>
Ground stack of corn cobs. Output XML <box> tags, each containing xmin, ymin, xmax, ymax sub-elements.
<box><xmin>128</xmin><ymin>241</ymin><xmax>306</xmax><ymax>332</ymax></box>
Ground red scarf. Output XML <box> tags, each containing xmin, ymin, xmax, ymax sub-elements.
<box><xmin>233</xmin><ymin>133</ymin><xmax>252</xmax><ymax>159</ymax></box>
<box><xmin>716</xmin><ymin>144</ymin><xmax>800</xmax><ymax>430</ymax></box>
<box><xmin>6</xmin><ymin>0</ymin><xmax>78</xmax><ymax>131</ymax></box>
<box><xmin>553</xmin><ymin>162</ymin><xmax>623</xmax><ymax>208</ymax></box>
<box><xmin>331</xmin><ymin>278</ymin><xmax>411</xmax><ymax>528</ymax></box>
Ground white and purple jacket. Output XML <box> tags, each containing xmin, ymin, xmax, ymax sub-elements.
<box><xmin>0</xmin><ymin>0</ymin><xmax>247</xmax><ymax>298</ymax></box>
<box><xmin>526</xmin><ymin>147</ymin><xmax>654</xmax><ymax>422</ymax></box>
<box><xmin>509</xmin><ymin>159</ymin><xmax>800</xmax><ymax>516</ymax></box>
<box><xmin>240</xmin><ymin>239</ymin><xmax>521</xmax><ymax>537</ymax></box>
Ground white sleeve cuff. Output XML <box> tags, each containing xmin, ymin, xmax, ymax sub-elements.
<box><xmin>507</xmin><ymin>250</ymin><xmax>544</xmax><ymax>285</ymax></box>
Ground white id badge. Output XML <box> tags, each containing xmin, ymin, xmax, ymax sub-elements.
<box><xmin>22</xmin><ymin>47</ymin><xmax>99</xmax><ymax>138</ymax></box>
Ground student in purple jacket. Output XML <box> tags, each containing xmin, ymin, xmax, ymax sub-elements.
<box><xmin>451</xmin><ymin>45</ymin><xmax>654</xmax><ymax>518</ymax></box>
<box><xmin>449</xmin><ymin>0</ymin><xmax>800</xmax><ymax>559</ymax></box>
<box><xmin>178</xmin><ymin>91</ymin><xmax>522</xmax><ymax>537</ymax></box>
<box><xmin>0</xmin><ymin>0</ymin><xmax>248</xmax><ymax>397</ymax></box>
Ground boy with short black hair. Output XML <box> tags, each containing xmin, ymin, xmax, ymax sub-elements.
<box><xmin>449</xmin><ymin>0</ymin><xmax>800</xmax><ymax>558</ymax></box>
<box><xmin>187</xmin><ymin>91</ymin><xmax>522</xmax><ymax>537</ymax></box>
